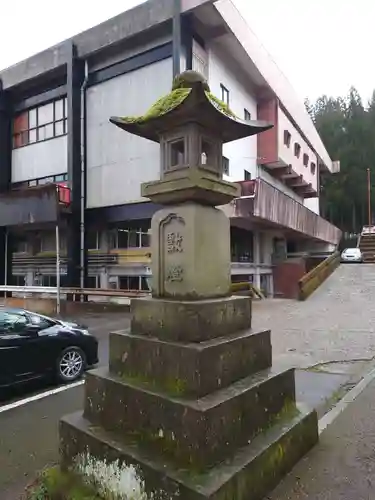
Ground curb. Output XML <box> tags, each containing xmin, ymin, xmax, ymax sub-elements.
<box><xmin>318</xmin><ymin>365</ymin><xmax>375</xmax><ymax>434</ymax></box>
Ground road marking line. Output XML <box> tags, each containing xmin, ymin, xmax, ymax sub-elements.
<box><xmin>0</xmin><ymin>380</ymin><xmax>85</xmax><ymax>414</ymax></box>
<box><xmin>319</xmin><ymin>366</ymin><xmax>375</xmax><ymax>434</ymax></box>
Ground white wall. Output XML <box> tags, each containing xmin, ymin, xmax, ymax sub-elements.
<box><xmin>278</xmin><ymin>107</ymin><xmax>320</xmax><ymax>213</ymax></box>
<box><xmin>278</xmin><ymin>107</ymin><xmax>318</xmax><ymax>191</ymax></box>
<box><xmin>11</xmin><ymin>136</ymin><xmax>67</xmax><ymax>182</ymax></box>
<box><xmin>304</xmin><ymin>197</ymin><xmax>320</xmax><ymax>214</ymax></box>
<box><xmin>86</xmin><ymin>58</ymin><xmax>173</xmax><ymax>208</ymax></box>
<box><xmin>207</xmin><ymin>42</ymin><xmax>258</xmax><ymax>183</ymax></box>
<box><xmin>214</xmin><ymin>0</ymin><xmax>333</xmax><ymax>171</ymax></box>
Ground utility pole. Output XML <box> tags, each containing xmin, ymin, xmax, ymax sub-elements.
<box><xmin>172</xmin><ymin>0</ymin><xmax>181</xmax><ymax>77</ymax></box>
<box><xmin>367</xmin><ymin>168</ymin><xmax>372</xmax><ymax>226</ymax></box>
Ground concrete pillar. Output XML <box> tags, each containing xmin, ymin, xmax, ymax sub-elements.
<box><xmin>253</xmin><ymin>231</ymin><xmax>261</xmax><ymax>289</ymax></box>
<box><xmin>66</xmin><ymin>42</ymin><xmax>87</xmax><ymax>295</ymax></box>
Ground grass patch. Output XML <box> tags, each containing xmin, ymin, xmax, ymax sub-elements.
<box><xmin>25</xmin><ymin>466</ymin><xmax>103</xmax><ymax>500</ymax></box>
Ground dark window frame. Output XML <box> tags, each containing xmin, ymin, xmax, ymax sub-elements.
<box><xmin>294</xmin><ymin>143</ymin><xmax>301</xmax><ymax>158</ymax></box>
<box><xmin>222</xmin><ymin>156</ymin><xmax>230</xmax><ymax>176</ymax></box>
<box><xmin>12</xmin><ymin>97</ymin><xmax>68</xmax><ymax>150</ymax></box>
<box><xmin>244</xmin><ymin>109</ymin><xmax>251</xmax><ymax>121</ymax></box>
<box><xmin>220</xmin><ymin>84</ymin><xmax>229</xmax><ymax>106</ymax></box>
<box><xmin>244</xmin><ymin>169</ymin><xmax>251</xmax><ymax>180</ymax></box>
<box><xmin>11</xmin><ymin>173</ymin><xmax>68</xmax><ymax>190</ymax></box>
<box><xmin>109</xmin><ymin>228</ymin><xmax>150</xmax><ymax>250</ymax></box>
<box><xmin>283</xmin><ymin>130</ymin><xmax>291</xmax><ymax>147</ymax></box>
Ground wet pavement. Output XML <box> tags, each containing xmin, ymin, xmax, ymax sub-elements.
<box><xmin>2</xmin><ymin>264</ymin><xmax>375</xmax><ymax>497</ymax></box>
<box><xmin>1</xmin><ymin>312</ymin><xmax>131</xmax><ymax>499</ymax></box>
<box><xmin>253</xmin><ymin>264</ymin><xmax>375</xmax><ymax>370</ymax></box>
<box><xmin>269</xmin><ymin>377</ymin><xmax>375</xmax><ymax>499</ymax></box>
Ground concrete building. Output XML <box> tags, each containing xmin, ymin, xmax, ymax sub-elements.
<box><xmin>0</xmin><ymin>0</ymin><xmax>341</xmax><ymax>298</ymax></box>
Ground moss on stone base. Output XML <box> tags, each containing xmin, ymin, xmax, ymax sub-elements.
<box><xmin>25</xmin><ymin>466</ymin><xmax>103</xmax><ymax>500</ymax></box>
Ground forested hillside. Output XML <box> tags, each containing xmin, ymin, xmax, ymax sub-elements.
<box><xmin>306</xmin><ymin>88</ymin><xmax>375</xmax><ymax>233</ymax></box>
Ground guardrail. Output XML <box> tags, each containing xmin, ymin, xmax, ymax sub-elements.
<box><xmin>298</xmin><ymin>251</ymin><xmax>341</xmax><ymax>301</ymax></box>
<box><xmin>230</xmin><ymin>282</ymin><xmax>265</xmax><ymax>299</ymax></box>
<box><xmin>0</xmin><ymin>283</ymin><xmax>265</xmax><ymax>300</ymax></box>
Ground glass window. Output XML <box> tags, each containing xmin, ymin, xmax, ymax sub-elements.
<box><xmin>29</xmin><ymin>108</ymin><xmax>37</xmax><ymax>129</ymax></box>
<box><xmin>119</xmin><ymin>276</ymin><xmax>129</xmax><ymax>290</ymax></box>
<box><xmin>38</xmin><ymin>177</ymin><xmax>53</xmax><ymax>185</ymax></box>
<box><xmin>13</xmin><ymin>113</ymin><xmax>28</xmax><ymax>133</ymax></box>
<box><xmin>86</xmin><ymin>276</ymin><xmax>100</xmax><ymax>288</ymax></box>
<box><xmin>45</xmin><ymin>123</ymin><xmax>54</xmax><ymax>140</ymax></box>
<box><xmin>223</xmin><ymin>156</ymin><xmax>230</xmax><ymax>176</ymax></box>
<box><xmin>55</xmin><ymin>99</ymin><xmax>64</xmax><ymax>121</ymax></box>
<box><xmin>37</xmin><ymin>126</ymin><xmax>47</xmax><ymax>141</ymax></box>
<box><xmin>55</xmin><ymin>121</ymin><xmax>64</xmax><ymax>136</ymax></box>
<box><xmin>41</xmin><ymin>275</ymin><xmax>57</xmax><ymax>287</ymax></box>
<box><xmin>27</xmin><ymin>313</ymin><xmax>54</xmax><ymax>330</ymax></box>
<box><xmin>141</xmin><ymin>232</ymin><xmax>150</xmax><ymax>248</ymax></box>
<box><xmin>129</xmin><ymin>276</ymin><xmax>140</xmax><ymax>290</ymax></box>
<box><xmin>12</xmin><ymin>97</ymin><xmax>67</xmax><ymax>149</ymax></box>
<box><xmin>87</xmin><ymin>231</ymin><xmax>99</xmax><ymax>250</ymax></box>
<box><xmin>13</xmin><ymin>131</ymin><xmax>28</xmax><ymax>148</ymax></box>
<box><xmin>108</xmin><ymin>231</ymin><xmax>117</xmax><ymax>250</ymax></box>
<box><xmin>141</xmin><ymin>276</ymin><xmax>150</xmax><ymax>291</ymax></box>
<box><xmin>0</xmin><ymin>311</ymin><xmax>27</xmax><ymax>333</ymax></box>
<box><xmin>128</xmin><ymin>230</ymin><xmax>140</xmax><ymax>248</ymax></box>
<box><xmin>37</xmin><ymin>102</ymin><xmax>54</xmax><ymax>126</ymax></box>
<box><xmin>29</xmin><ymin>129</ymin><xmax>37</xmax><ymax>143</ymax></box>
<box><xmin>220</xmin><ymin>84</ymin><xmax>229</xmax><ymax>106</ymax></box>
<box><xmin>117</xmin><ymin>230</ymin><xmax>129</xmax><ymax>248</ymax></box>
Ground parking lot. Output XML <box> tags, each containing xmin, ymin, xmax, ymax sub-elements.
<box><xmin>0</xmin><ymin>310</ymin><xmax>131</xmax><ymax>499</ymax></box>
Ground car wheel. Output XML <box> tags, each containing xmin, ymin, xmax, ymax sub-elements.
<box><xmin>57</xmin><ymin>347</ymin><xmax>86</xmax><ymax>383</ymax></box>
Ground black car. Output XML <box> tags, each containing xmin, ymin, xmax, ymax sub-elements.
<box><xmin>0</xmin><ymin>307</ymin><xmax>98</xmax><ymax>388</ymax></box>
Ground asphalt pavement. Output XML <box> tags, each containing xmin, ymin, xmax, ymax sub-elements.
<box><xmin>269</xmin><ymin>377</ymin><xmax>375</xmax><ymax>499</ymax></box>
<box><xmin>3</xmin><ymin>264</ymin><xmax>375</xmax><ymax>498</ymax></box>
<box><xmin>0</xmin><ymin>311</ymin><xmax>131</xmax><ymax>499</ymax></box>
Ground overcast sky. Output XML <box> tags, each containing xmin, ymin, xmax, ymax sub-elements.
<box><xmin>1</xmin><ymin>0</ymin><xmax>372</xmax><ymax>103</ymax></box>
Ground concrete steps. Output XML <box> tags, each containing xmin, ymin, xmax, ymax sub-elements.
<box><xmin>359</xmin><ymin>235</ymin><xmax>375</xmax><ymax>262</ymax></box>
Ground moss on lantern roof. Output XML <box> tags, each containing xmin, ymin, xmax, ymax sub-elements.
<box><xmin>117</xmin><ymin>70</ymin><xmax>238</xmax><ymax>125</ymax></box>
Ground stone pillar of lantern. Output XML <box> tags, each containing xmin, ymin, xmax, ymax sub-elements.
<box><xmin>59</xmin><ymin>71</ymin><xmax>318</xmax><ymax>500</ymax></box>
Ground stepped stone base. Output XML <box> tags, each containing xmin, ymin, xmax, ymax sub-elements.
<box><xmin>131</xmin><ymin>296</ymin><xmax>252</xmax><ymax>342</ymax></box>
<box><xmin>83</xmin><ymin>366</ymin><xmax>295</xmax><ymax>469</ymax></box>
<box><xmin>60</xmin><ymin>404</ymin><xmax>318</xmax><ymax>500</ymax></box>
<box><xmin>109</xmin><ymin>328</ymin><xmax>271</xmax><ymax>397</ymax></box>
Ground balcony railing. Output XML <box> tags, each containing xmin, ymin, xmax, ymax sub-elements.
<box><xmin>0</xmin><ymin>183</ymin><xmax>71</xmax><ymax>227</ymax></box>
<box><xmin>232</xmin><ymin>179</ymin><xmax>341</xmax><ymax>245</ymax></box>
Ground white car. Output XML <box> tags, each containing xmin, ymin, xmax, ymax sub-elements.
<box><xmin>340</xmin><ymin>247</ymin><xmax>362</xmax><ymax>263</ymax></box>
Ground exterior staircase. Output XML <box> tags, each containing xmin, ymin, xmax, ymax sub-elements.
<box><xmin>359</xmin><ymin>234</ymin><xmax>375</xmax><ymax>263</ymax></box>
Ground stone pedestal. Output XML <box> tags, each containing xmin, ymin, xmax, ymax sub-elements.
<box><xmin>60</xmin><ymin>294</ymin><xmax>318</xmax><ymax>499</ymax></box>
<box><xmin>151</xmin><ymin>203</ymin><xmax>231</xmax><ymax>300</ymax></box>
<box><xmin>59</xmin><ymin>71</ymin><xmax>318</xmax><ymax>500</ymax></box>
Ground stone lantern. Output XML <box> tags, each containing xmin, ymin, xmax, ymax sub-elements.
<box><xmin>111</xmin><ymin>71</ymin><xmax>272</xmax><ymax>302</ymax></box>
<box><xmin>59</xmin><ymin>71</ymin><xmax>318</xmax><ymax>500</ymax></box>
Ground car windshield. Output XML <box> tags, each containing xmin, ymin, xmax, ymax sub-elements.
<box><xmin>344</xmin><ymin>248</ymin><xmax>359</xmax><ymax>255</ymax></box>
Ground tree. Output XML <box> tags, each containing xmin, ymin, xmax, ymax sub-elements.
<box><xmin>307</xmin><ymin>88</ymin><xmax>373</xmax><ymax>233</ymax></box>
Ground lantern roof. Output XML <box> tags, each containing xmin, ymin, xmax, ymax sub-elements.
<box><xmin>110</xmin><ymin>70</ymin><xmax>273</xmax><ymax>144</ymax></box>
